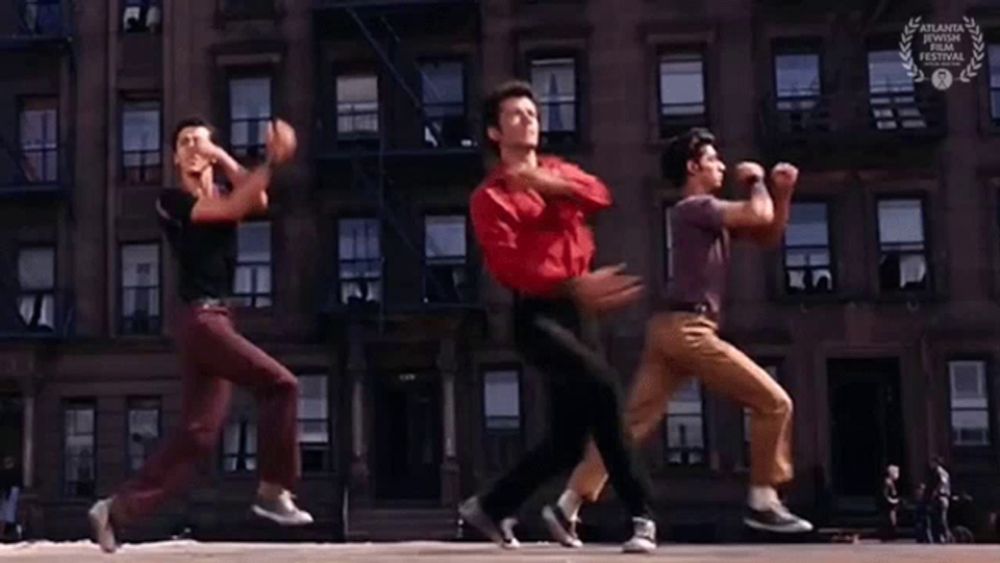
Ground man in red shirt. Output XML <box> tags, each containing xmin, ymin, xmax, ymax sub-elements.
<box><xmin>458</xmin><ymin>81</ymin><xmax>656</xmax><ymax>554</ymax></box>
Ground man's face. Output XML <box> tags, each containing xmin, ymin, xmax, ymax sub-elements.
<box><xmin>488</xmin><ymin>96</ymin><xmax>539</xmax><ymax>151</ymax></box>
<box><xmin>889</xmin><ymin>466</ymin><xmax>899</xmax><ymax>480</ymax></box>
<box><xmin>688</xmin><ymin>143</ymin><xmax>726</xmax><ymax>192</ymax></box>
<box><xmin>173</xmin><ymin>126</ymin><xmax>213</xmax><ymax>175</ymax></box>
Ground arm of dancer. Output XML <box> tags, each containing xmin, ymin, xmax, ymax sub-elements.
<box><xmin>471</xmin><ymin>187</ymin><xmax>641</xmax><ymax>311</ymax></box>
<box><xmin>730</xmin><ymin>163</ymin><xmax>797</xmax><ymax>246</ymax></box>
<box><xmin>509</xmin><ymin>160</ymin><xmax>612</xmax><ymax>214</ymax></box>
<box><xmin>204</xmin><ymin>144</ymin><xmax>270</xmax><ymax>215</ymax></box>
<box><xmin>190</xmin><ymin>120</ymin><xmax>296</xmax><ymax>224</ymax></box>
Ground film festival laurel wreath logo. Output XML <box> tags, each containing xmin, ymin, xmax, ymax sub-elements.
<box><xmin>899</xmin><ymin>16</ymin><xmax>984</xmax><ymax>91</ymax></box>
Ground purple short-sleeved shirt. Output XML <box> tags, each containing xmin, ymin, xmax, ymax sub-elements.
<box><xmin>667</xmin><ymin>195</ymin><xmax>730</xmax><ymax>316</ymax></box>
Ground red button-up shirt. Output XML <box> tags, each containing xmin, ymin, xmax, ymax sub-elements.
<box><xmin>470</xmin><ymin>156</ymin><xmax>612</xmax><ymax>297</ymax></box>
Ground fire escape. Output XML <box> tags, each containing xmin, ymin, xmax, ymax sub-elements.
<box><xmin>0</xmin><ymin>0</ymin><xmax>75</xmax><ymax>338</ymax></box>
<box><xmin>314</xmin><ymin>0</ymin><xmax>483</xmax><ymax>332</ymax></box>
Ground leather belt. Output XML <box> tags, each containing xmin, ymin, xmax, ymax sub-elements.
<box><xmin>666</xmin><ymin>302</ymin><xmax>711</xmax><ymax>315</ymax></box>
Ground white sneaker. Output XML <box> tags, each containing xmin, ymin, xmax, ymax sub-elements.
<box><xmin>251</xmin><ymin>490</ymin><xmax>314</xmax><ymax>526</ymax></box>
<box><xmin>458</xmin><ymin>496</ymin><xmax>520</xmax><ymax>549</ymax></box>
<box><xmin>622</xmin><ymin>516</ymin><xmax>656</xmax><ymax>554</ymax></box>
<box><xmin>87</xmin><ymin>498</ymin><xmax>118</xmax><ymax>553</ymax></box>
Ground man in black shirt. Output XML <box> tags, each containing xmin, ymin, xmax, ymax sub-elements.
<box><xmin>88</xmin><ymin>117</ymin><xmax>311</xmax><ymax>553</ymax></box>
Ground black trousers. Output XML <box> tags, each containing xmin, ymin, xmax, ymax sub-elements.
<box><xmin>480</xmin><ymin>297</ymin><xmax>652</xmax><ymax>520</ymax></box>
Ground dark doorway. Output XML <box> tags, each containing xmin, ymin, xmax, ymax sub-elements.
<box><xmin>0</xmin><ymin>395</ymin><xmax>22</xmax><ymax>484</ymax></box>
<box><xmin>374</xmin><ymin>372</ymin><xmax>441</xmax><ymax>500</ymax></box>
<box><xmin>828</xmin><ymin>359</ymin><xmax>906</xmax><ymax>505</ymax></box>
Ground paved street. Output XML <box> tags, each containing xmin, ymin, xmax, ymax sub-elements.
<box><xmin>0</xmin><ymin>541</ymin><xmax>997</xmax><ymax>562</ymax></box>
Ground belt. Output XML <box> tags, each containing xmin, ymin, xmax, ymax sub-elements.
<box><xmin>666</xmin><ymin>302</ymin><xmax>711</xmax><ymax>315</ymax></box>
<box><xmin>189</xmin><ymin>297</ymin><xmax>227</xmax><ymax>309</ymax></box>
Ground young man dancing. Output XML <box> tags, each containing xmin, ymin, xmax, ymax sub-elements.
<box><xmin>88</xmin><ymin>118</ymin><xmax>312</xmax><ymax>553</ymax></box>
<box><xmin>544</xmin><ymin>128</ymin><xmax>813</xmax><ymax>548</ymax></box>
<box><xmin>459</xmin><ymin>80</ymin><xmax>657</xmax><ymax>554</ymax></box>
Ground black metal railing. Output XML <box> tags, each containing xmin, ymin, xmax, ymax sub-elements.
<box><xmin>760</xmin><ymin>91</ymin><xmax>946</xmax><ymax>147</ymax></box>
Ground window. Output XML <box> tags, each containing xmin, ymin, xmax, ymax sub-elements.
<box><xmin>877</xmin><ymin>199</ymin><xmax>929</xmax><ymax>292</ymax></box>
<box><xmin>234</xmin><ymin>222</ymin><xmax>272</xmax><ymax>308</ymax></box>
<box><xmin>989</xmin><ymin>44</ymin><xmax>1000</xmax><ymax>125</ymax></box>
<box><xmin>19</xmin><ymin>98</ymin><xmax>58</xmax><ymax>183</ymax></box>
<box><xmin>743</xmin><ymin>365</ymin><xmax>780</xmax><ymax>466</ymax></box>
<box><xmin>223</xmin><ymin>418</ymin><xmax>257</xmax><ymax>472</ymax></box>
<box><xmin>949</xmin><ymin>361</ymin><xmax>992</xmax><ymax>447</ymax></box>
<box><xmin>336</xmin><ymin>74</ymin><xmax>379</xmax><ymax>138</ymax></box>
<box><xmin>64</xmin><ymin>401</ymin><xmax>95</xmax><ymax>497</ymax></box>
<box><xmin>298</xmin><ymin>374</ymin><xmax>330</xmax><ymax>472</ymax></box>
<box><xmin>121</xmin><ymin>0</ymin><xmax>161</xmax><ymax>33</ymax></box>
<box><xmin>783</xmin><ymin>202</ymin><xmax>834</xmax><ymax>293</ymax></box>
<box><xmin>774</xmin><ymin>51</ymin><xmax>821</xmax><ymax>109</ymax></box>
<box><xmin>229</xmin><ymin>77</ymin><xmax>272</xmax><ymax>159</ymax></box>
<box><xmin>127</xmin><ymin>398</ymin><xmax>160</xmax><ymax>472</ymax></box>
<box><xmin>658</xmin><ymin>52</ymin><xmax>707</xmax><ymax>138</ymax></box>
<box><xmin>773</xmin><ymin>48</ymin><xmax>826</xmax><ymax>134</ymax></box>
<box><xmin>424</xmin><ymin>215</ymin><xmax>467</xmax><ymax>303</ymax></box>
<box><xmin>665</xmin><ymin>379</ymin><xmax>705</xmax><ymax>465</ymax></box>
<box><xmin>420</xmin><ymin>61</ymin><xmax>469</xmax><ymax>148</ymax></box>
<box><xmin>483</xmin><ymin>369</ymin><xmax>522</xmax><ymax>470</ymax></box>
<box><xmin>663</xmin><ymin>203</ymin><xmax>675</xmax><ymax>283</ymax></box>
<box><xmin>121</xmin><ymin>100</ymin><xmax>161</xmax><ymax>185</ymax></box>
<box><xmin>868</xmin><ymin>49</ymin><xmax>925</xmax><ymax>130</ymax></box>
<box><xmin>17</xmin><ymin>246</ymin><xmax>55</xmax><ymax>331</ymax></box>
<box><xmin>21</xmin><ymin>0</ymin><xmax>62</xmax><ymax>35</ymax></box>
<box><xmin>120</xmin><ymin>243</ymin><xmax>161</xmax><ymax>335</ymax></box>
<box><xmin>530</xmin><ymin>57</ymin><xmax>578</xmax><ymax>145</ymax></box>
<box><xmin>338</xmin><ymin>218</ymin><xmax>381</xmax><ymax>304</ymax></box>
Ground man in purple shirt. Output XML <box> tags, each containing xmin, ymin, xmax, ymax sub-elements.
<box><xmin>543</xmin><ymin>128</ymin><xmax>813</xmax><ymax>547</ymax></box>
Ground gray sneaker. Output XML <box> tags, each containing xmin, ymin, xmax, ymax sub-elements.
<box><xmin>622</xmin><ymin>516</ymin><xmax>656</xmax><ymax>554</ymax></box>
<box><xmin>458</xmin><ymin>496</ymin><xmax>520</xmax><ymax>549</ymax></box>
<box><xmin>87</xmin><ymin>498</ymin><xmax>118</xmax><ymax>554</ymax></box>
<box><xmin>251</xmin><ymin>490</ymin><xmax>314</xmax><ymax>526</ymax></box>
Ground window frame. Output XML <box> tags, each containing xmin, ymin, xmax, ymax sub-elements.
<box><xmin>656</xmin><ymin>47</ymin><xmax>709</xmax><ymax>139</ymax></box>
<box><xmin>62</xmin><ymin>399</ymin><xmax>97</xmax><ymax>498</ymax></box>
<box><xmin>947</xmin><ymin>358</ymin><xmax>995</xmax><ymax>451</ymax></box>
<box><xmin>125</xmin><ymin>396</ymin><xmax>162</xmax><ymax>473</ymax></box>
<box><xmin>874</xmin><ymin>195</ymin><xmax>933</xmax><ymax>295</ymax></box>
<box><xmin>120</xmin><ymin>96</ymin><xmax>163</xmax><ymax>186</ymax></box>
<box><xmin>782</xmin><ymin>199</ymin><xmax>836</xmax><ymax>295</ymax></box>
<box><xmin>481</xmin><ymin>365</ymin><xmax>524</xmax><ymax>471</ymax></box>
<box><xmin>527</xmin><ymin>53</ymin><xmax>581</xmax><ymax>147</ymax></box>
<box><xmin>337</xmin><ymin>217</ymin><xmax>383</xmax><ymax>305</ymax></box>
<box><xmin>119</xmin><ymin>241</ymin><xmax>163</xmax><ymax>336</ymax></box>
<box><xmin>297</xmin><ymin>373</ymin><xmax>332</xmax><ymax>473</ymax></box>
<box><xmin>233</xmin><ymin>220</ymin><xmax>274</xmax><ymax>309</ymax></box>
<box><xmin>663</xmin><ymin>378</ymin><xmax>708</xmax><ymax>467</ymax></box>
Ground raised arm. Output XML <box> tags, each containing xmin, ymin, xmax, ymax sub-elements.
<box><xmin>189</xmin><ymin>120</ymin><xmax>295</xmax><ymax>223</ymax></box>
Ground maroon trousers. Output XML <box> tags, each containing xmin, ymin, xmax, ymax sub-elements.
<box><xmin>112</xmin><ymin>305</ymin><xmax>300</xmax><ymax>525</ymax></box>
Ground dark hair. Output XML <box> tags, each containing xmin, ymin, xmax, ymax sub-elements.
<box><xmin>661</xmin><ymin>127</ymin><xmax>717</xmax><ymax>187</ymax></box>
<box><xmin>482</xmin><ymin>80</ymin><xmax>536</xmax><ymax>151</ymax></box>
<box><xmin>171</xmin><ymin>116</ymin><xmax>216</xmax><ymax>150</ymax></box>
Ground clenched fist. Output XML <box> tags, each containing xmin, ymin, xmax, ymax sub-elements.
<box><xmin>266</xmin><ymin>119</ymin><xmax>297</xmax><ymax>165</ymax></box>
<box><xmin>769</xmin><ymin>162</ymin><xmax>798</xmax><ymax>199</ymax></box>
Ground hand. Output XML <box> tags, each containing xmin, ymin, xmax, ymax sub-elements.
<box><xmin>769</xmin><ymin>162</ymin><xmax>798</xmax><ymax>199</ymax></box>
<box><xmin>266</xmin><ymin>119</ymin><xmax>298</xmax><ymax>165</ymax></box>
<box><xmin>734</xmin><ymin>161</ymin><xmax>765</xmax><ymax>188</ymax></box>
<box><xmin>566</xmin><ymin>264</ymin><xmax>644</xmax><ymax>313</ymax></box>
<box><xmin>193</xmin><ymin>137</ymin><xmax>225</xmax><ymax>164</ymax></box>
